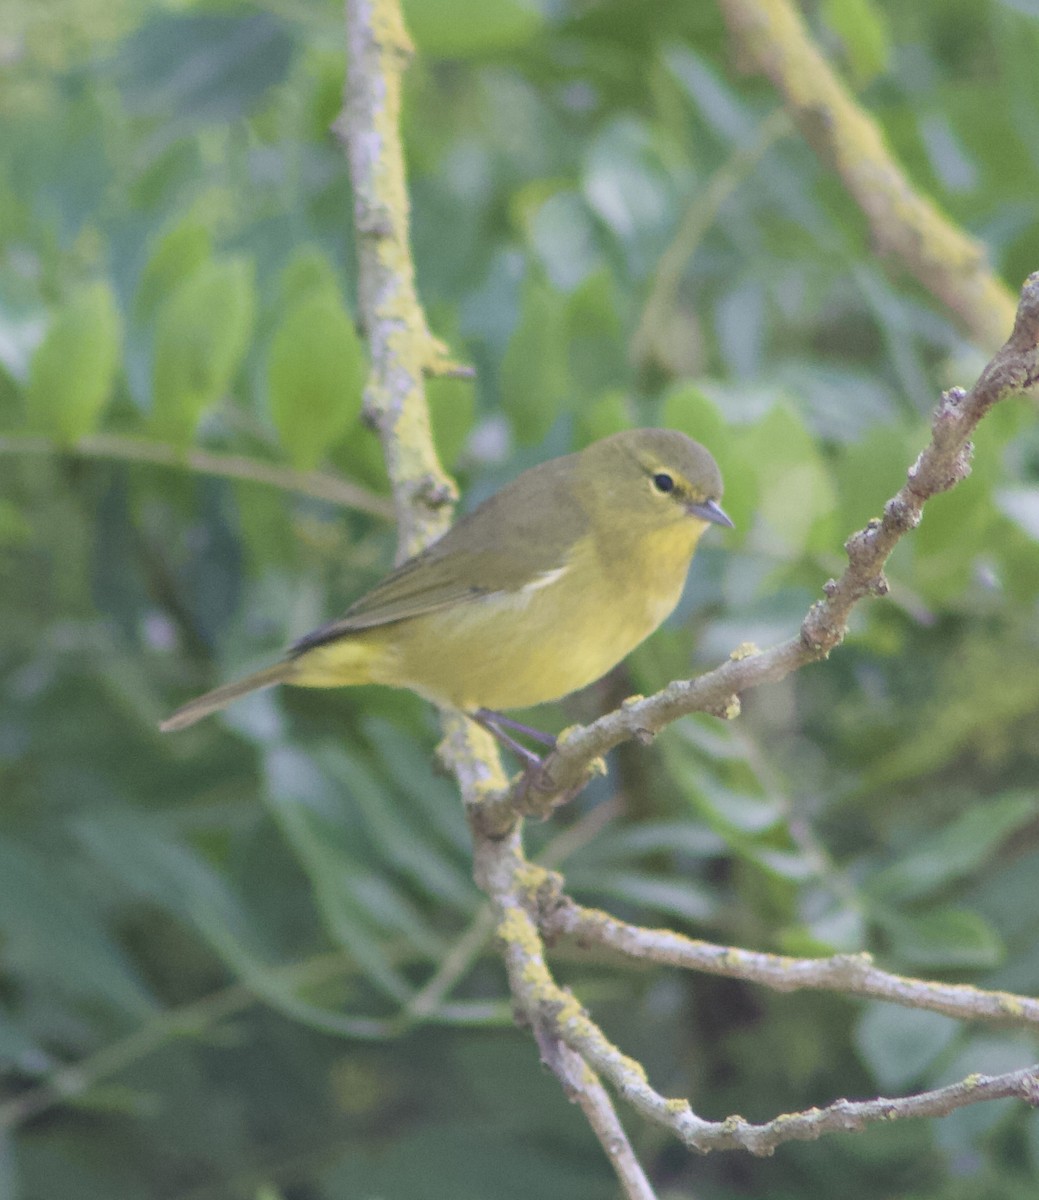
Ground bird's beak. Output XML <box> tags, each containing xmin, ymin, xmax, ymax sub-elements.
<box><xmin>688</xmin><ymin>498</ymin><xmax>734</xmax><ymax>528</ymax></box>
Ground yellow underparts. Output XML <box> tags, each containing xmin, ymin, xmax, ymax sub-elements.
<box><xmin>292</xmin><ymin>519</ymin><xmax>708</xmax><ymax>712</ymax></box>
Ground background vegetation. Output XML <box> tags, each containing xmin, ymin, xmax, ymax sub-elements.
<box><xmin>2</xmin><ymin>0</ymin><xmax>1039</xmax><ymax>1196</ymax></box>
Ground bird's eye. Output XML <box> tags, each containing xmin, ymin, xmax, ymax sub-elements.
<box><xmin>652</xmin><ymin>472</ymin><xmax>675</xmax><ymax>494</ymax></box>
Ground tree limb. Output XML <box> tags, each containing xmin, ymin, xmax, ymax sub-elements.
<box><xmin>718</xmin><ymin>0</ymin><xmax>1016</xmax><ymax>350</ymax></box>
<box><xmin>544</xmin><ymin>897</ymin><xmax>1039</xmax><ymax>1027</ymax></box>
<box><xmin>337</xmin><ymin>0</ymin><xmax>458</xmax><ymax>558</ymax></box>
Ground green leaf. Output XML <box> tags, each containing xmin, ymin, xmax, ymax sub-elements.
<box><xmin>822</xmin><ymin>0</ymin><xmax>891</xmax><ymax>86</ymax></box>
<box><xmin>134</xmin><ymin>218</ymin><xmax>212</xmax><ymax>324</ymax></box>
<box><xmin>565</xmin><ymin>270</ymin><xmax>625</xmax><ymax>395</ymax></box>
<box><xmin>581</xmin><ymin>117</ymin><xmax>675</xmax><ymax>269</ymax></box>
<box><xmin>875</xmin><ymin>906</ymin><xmax>1005</xmax><ymax>970</ymax></box>
<box><xmin>738</xmin><ymin>404</ymin><xmax>838</xmax><ymax>556</ymax></box>
<box><xmin>574</xmin><ymin>870</ymin><xmax>718</xmax><ymax>924</ymax></box>
<box><xmin>690</xmin><ymin>774</ymin><xmax>787</xmax><ymax>836</ymax></box>
<box><xmin>333</xmin><ymin>418</ymin><xmax>390</xmax><ymax>491</ymax></box>
<box><xmin>834</xmin><ymin>420</ymin><xmax>921</xmax><ymax>537</ymax></box>
<box><xmin>499</xmin><ymin>278</ymin><xmax>570</xmax><ymax>445</ymax></box>
<box><xmin>427</xmin><ymin>374</ymin><xmax>476</xmax><ymax>469</ymax></box>
<box><xmin>402</xmin><ymin>0</ymin><xmax>543</xmax><ymax>57</ymax></box>
<box><xmin>0</xmin><ymin>499</ymin><xmax>31</xmax><ymax>546</ymax></box>
<box><xmin>25</xmin><ymin>281</ymin><xmax>121</xmax><ymax>443</ymax></box>
<box><xmin>361</xmin><ymin>718</ymin><xmax>472</xmax><ymax>857</ymax></box>
<box><xmin>0</xmin><ymin>840</ymin><xmax>154</xmax><ymax>1018</ymax></box>
<box><xmin>868</xmin><ymin>793</ymin><xmax>1039</xmax><ymax>904</ymax></box>
<box><xmin>268</xmin><ymin>292</ymin><xmax>366</xmax><ymax>470</ymax></box>
<box><xmin>151</xmin><ymin>256</ymin><xmax>255</xmax><ymax>446</ymax></box>
<box><xmin>855</xmin><ymin>1002</ymin><xmax>959</xmax><ymax>1089</ymax></box>
<box><xmin>278</xmin><ymin>244</ymin><xmax>342</xmax><ymax>309</ymax></box>
<box><xmin>575</xmin><ymin>390</ymin><xmax>634</xmax><ymax>445</ymax></box>
<box><xmin>263</xmin><ymin>746</ymin><xmax>421</xmax><ymax>1000</ymax></box>
<box><xmin>571</xmin><ymin>821</ymin><xmax>727</xmax><ymax>865</ymax></box>
<box><xmin>116</xmin><ymin>11</ymin><xmax>296</xmax><ymax>128</ymax></box>
<box><xmin>317</xmin><ymin>744</ymin><xmax>479</xmax><ymax>914</ymax></box>
<box><xmin>783</xmin><ymin>905</ymin><xmax>867</xmax><ymax>955</ymax></box>
<box><xmin>660</xmin><ymin>384</ymin><xmax>757</xmax><ymax>538</ymax></box>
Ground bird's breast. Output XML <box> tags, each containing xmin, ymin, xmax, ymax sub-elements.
<box><xmin>374</xmin><ymin>521</ymin><xmax>704</xmax><ymax>712</ymax></box>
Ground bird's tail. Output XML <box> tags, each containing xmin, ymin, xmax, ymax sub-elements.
<box><xmin>160</xmin><ymin>661</ymin><xmax>297</xmax><ymax>732</ymax></box>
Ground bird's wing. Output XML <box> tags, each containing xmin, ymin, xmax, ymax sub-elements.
<box><xmin>290</xmin><ymin>457</ymin><xmax>586</xmax><ymax>655</ymax></box>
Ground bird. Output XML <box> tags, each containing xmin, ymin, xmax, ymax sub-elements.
<box><xmin>160</xmin><ymin>428</ymin><xmax>732</xmax><ymax>751</ymax></box>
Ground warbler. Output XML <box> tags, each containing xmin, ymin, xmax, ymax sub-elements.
<box><xmin>160</xmin><ymin>428</ymin><xmax>732</xmax><ymax>738</ymax></box>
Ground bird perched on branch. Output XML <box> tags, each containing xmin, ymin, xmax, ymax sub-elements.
<box><xmin>161</xmin><ymin>428</ymin><xmax>732</xmax><ymax>756</ymax></box>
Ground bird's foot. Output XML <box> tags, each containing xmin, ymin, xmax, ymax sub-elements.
<box><xmin>470</xmin><ymin>711</ymin><xmax>602</xmax><ymax>811</ymax></box>
<box><xmin>471</xmin><ymin>708</ymin><xmax>557</xmax><ymax>777</ymax></box>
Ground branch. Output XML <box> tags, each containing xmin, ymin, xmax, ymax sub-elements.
<box><xmin>494</xmin><ymin>871</ymin><xmax>1039</xmax><ymax>1156</ymax></box>
<box><xmin>0</xmin><ymin>432</ymin><xmax>392</xmax><ymax>518</ymax></box>
<box><xmin>499</xmin><ymin>271</ymin><xmax>1039</xmax><ymax>824</ymax></box>
<box><xmin>556</xmin><ymin>1042</ymin><xmax>658</xmax><ymax>1200</ymax></box>
<box><xmin>718</xmin><ymin>0</ymin><xmax>1016</xmax><ymax>350</ymax></box>
<box><xmin>544</xmin><ymin>898</ymin><xmax>1039</xmax><ymax>1028</ymax></box>
<box><xmin>337</xmin><ymin>0</ymin><xmax>458</xmax><ymax>558</ymax></box>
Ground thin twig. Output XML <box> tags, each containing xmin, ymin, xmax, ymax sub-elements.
<box><xmin>560</xmin><ymin>1043</ymin><xmax>659</xmax><ymax>1200</ymax></box>
<box><xmin>631</xmin><ymin>108</ymin><xmax>790</xmax><ymax>370</ymax></box>
<box><xmin>718</xmin><ymin>0</ymin><xmax>1015</xmax><ymax>349</ymax></box>
<box><xmin>0</xmin><ymin>432</ymin><xmax>393</xmax><ymax>517</ymax></box>
<box><xmin>543</xmin><ymin>898</ymin><xmax>1039</xmax><ymax>1027</ymax></box>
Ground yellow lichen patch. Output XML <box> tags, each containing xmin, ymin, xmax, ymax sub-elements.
<box><xmin>513</xmin><ymin>862</ymin><xmax>551</xmax><ymax>895</ymax></box>
<box><xmin>497</xmin><ymin>906</ymin><xmax>543</xmax><ymax>959</ymax></box>
<box><xmin>521</xmin><ymin>960</ymin><xmax>550</xmax><ymax>988</ymax></box>
<box><xmin>554</xmin><ymin>724</ymin><xmax>583</xmax><ymax>748</ymax></box>
<box><xmin>553</xmin><ymin>990</ymin><xmax>586</xmax><ymax>1026</ymax></box>
<box><xmin>729</xmin><ymin>642</ymin><xmax>761</xmax><ymax>661</ymax></box>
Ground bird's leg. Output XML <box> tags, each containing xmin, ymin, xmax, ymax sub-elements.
<box><xmin>471</xmin><ymin>710</ymin><xmax>603</xmax><ymax>809</ymax></box>
<box><xmin>471</xmin><ymin>708</ymin><xmax>556</xmax><ymax>772</ymax></box>
<box><xmin>474</xmin><ymin>709</ymin><xmax>557</xmax><ymax>748</ymax></box>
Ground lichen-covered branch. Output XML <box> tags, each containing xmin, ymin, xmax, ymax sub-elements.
<box><xmin>490</xmin><ymin>861</ymin><xmax>1039</xmax><ymax>1156</ymax></box>
<box><xmin>718</xmin><ymin>0</ymin><xmax>1016</xmax><ymax>350</ymax></box>
<box><xmin>337</xmin><ymin>0</ymin><xmax>457</xmax><ymax>557</ymax></box>
<box><xmin>499</xmin><ymin>271</ymin><xmax>1039</xmax><ymax>824</ymax></box>
<box><xmin>565</xmin><ymin>1054</ymin><xmax>658</xmax><ymax>1200</ymax></box>
<box><xmin>544</xmin><ymin>898</ymin><xmax>1039</xmax><ymax>1027</ymax></box>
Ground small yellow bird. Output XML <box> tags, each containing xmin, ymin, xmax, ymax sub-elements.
<box><xmin>160</xmin><ymin>429</ymin><xmax>731</xmax><ymax>746</ymax></box>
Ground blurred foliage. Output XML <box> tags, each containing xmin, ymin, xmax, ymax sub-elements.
<box><xmin>2</xmin><ymin>0</ymin><xmax>1039</xmax><ymax>1197</ymax></box>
